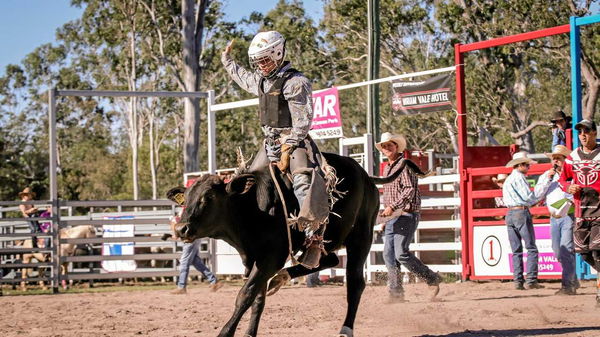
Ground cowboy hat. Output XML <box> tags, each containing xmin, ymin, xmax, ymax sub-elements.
<box><xmin>375</xmin><ymin>132</ymin><xmax>407</xmax><ymax>153</ymax></box>
<box><xmin>550</xmin><ymin>110</ymin><xmax>572</xmax><ymax>123</ymax></box>
<box><xmin>18</xmin><ymin>187</ymin><xmax>36</xmax><ymax>199</ymax></box>
<box><xmin>492</xmin><ymin>173</ymin><xmax>508</xmax><ymax>184</ymax></box>
<box><xmin>545</xmin><ymin>145</ymin><xmax>571</xmax><ymax>160</ymax></box>
<box><xmin>506</xmin><ymin>152</ymin><xmax>537</xmax><ymax>168</ymax></box>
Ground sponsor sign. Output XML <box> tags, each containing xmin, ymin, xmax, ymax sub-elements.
<box><xmin>102</xmin><ymin>216</ymin><xmax>137</xmax><ymax>272</ymax></box>
<box><xmin>392</xmin><ymin>73</ymin><xmax>453</xmax><ymax>115</ymax></box>
<box><xmin>310</xmin><ymin>87</ymin><xmax>343</xmax><ymax>139</ymax></box>
<box><xmin>473</xmin><ymin>224</ymin><xmax>561</xmax><ymax>278</ymax></box>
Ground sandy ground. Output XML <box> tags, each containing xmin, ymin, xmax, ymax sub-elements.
<box><xmin>1</xmin><ymin>280</ymin><xmax>599</xmax><ymax>337</ymax></box>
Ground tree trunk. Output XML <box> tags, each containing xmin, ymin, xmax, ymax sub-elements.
<box><xmin>181</xmin><ymin>0</ymin><xmax>209</xmax><ymax>173</ymax></box>
<box><xmin>149</xmin><ymin>112</ymin><xmax>158</xmax><ymax>200</ymax></box>
<box><xmin>130</xmin><ymin>19</ymin><xmax>139</xmax><ymax>201</ymax></box>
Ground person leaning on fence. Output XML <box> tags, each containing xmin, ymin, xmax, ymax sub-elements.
<box><xmin>492</xmin><ymin>174</ymin><xmax>508</xmax><ymax>208</ymax></box>
<box><xmin>502</xmin><ymin>152</ymin><xmax>545</xmax><ymax>290</ymax></box>
<box><xmin>558</xmin><ymin>119</ymin><xmax>600</xmax><ymax>307</ymax></box>
<box><xmin>18</xmin><ymin>187</ymin><xmax>41</xmax><ymax>248</ymax></box>
<box><xmin>377</xmin><ymin>132</ymin><xmax>442</xmax><ymax>303</ymax></box>
<box><xmin>534</xmin><ymin>145</ymin><xmax>577</xmax><ymax>295</ymax></box>
<box><xmin>170</xmin><ymin>213</ymin><xmax>222</xmax><ymax>294</ymax></box>
<box><xmin>550</xmin><ymin>110</ymin><xmax>572</xmax><ymax>149</ymax></box>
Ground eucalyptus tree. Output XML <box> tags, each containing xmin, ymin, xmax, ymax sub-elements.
<box><xmin>436</xmin><ymin>0</ymin><xmax>600</xmax><ymax>152</ymax></box>
<box><xmin>320</xmin><ymin>0</ymin><xmax>458</xmax><ymax>153</ymax></box>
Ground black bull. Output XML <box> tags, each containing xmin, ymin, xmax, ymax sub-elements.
<box><xmin>168</xmin><ymin>153</ymin><xmax>422</xmax><ymax>337</ymax></box>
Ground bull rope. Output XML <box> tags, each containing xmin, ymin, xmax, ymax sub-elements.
<box><xmin>268</xmin><ymin>163</ymin><xmax>298</xmax><ymax>265</ymax></box>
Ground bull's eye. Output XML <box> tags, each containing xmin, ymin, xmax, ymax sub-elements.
<box><xmin>201</xmin><ymin>194</ymin><xmax>212</xmax><ymax>204</ymax></box>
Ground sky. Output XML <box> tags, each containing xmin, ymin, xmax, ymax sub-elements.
<box><xmin>0</xmin><ymin>0</ymin><xmax>324</xmax><ymax>74</ymax></box>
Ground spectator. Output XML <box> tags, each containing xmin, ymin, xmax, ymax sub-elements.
<box><xmin>534</xmin><ymin>145</ymin><xmax>577</xmax><ymax>295</ymax></box>
<box><xmin>551</xmin><ymin>110</ymin><xmax>572</xmax><ymax>149</ymax></box>
<box><xmin>492</xmin><ymin>174</ymin><xmax>508</xmax><ymax>208</ymax></box>
<box><xmin>38</xmin><ymin>207</ymin><xmax>52</xmax><ymax>249</ymax></box>
<box><xmin>377</xmin><ymin>132</ymin><xmax>442</xmax><ymax>303</ymax></box>
<box><xmin>170</xmin><ymin>214</ymin><xmax>222</xmax><ymax>294</ymax></box>
<box><xmin>306</xmin><ymin>271</ymin><xmax>321</xmax><ymax>288</ymax></box>
<box><xmin>559</xmin><ymin>119</ymin><xmax>600</xmax><ymax>307</ymax></box>
<box><xmin>18</xmin><ymin>187</ymin><xmax>41</xmax><ymax>248</ymax></box>
<box><xmin>502</xmin><ymin>152</ymin><xmax>544</xmax><ymax>290</ymax></box>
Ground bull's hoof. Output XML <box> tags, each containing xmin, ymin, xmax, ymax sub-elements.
<box><xmin>428</xmin><ymin>284</ymin><xmax>440</xmax><ymax>301</ymax></box>
<box><xmin>267</xmin><ymin>270</ymin><xmax>291</xmax><ymax>296</ymax></box>
<box><xmin>337</xmin><ymin>326</ymin><xmax>353</xmax><ymax>337</ymax></box>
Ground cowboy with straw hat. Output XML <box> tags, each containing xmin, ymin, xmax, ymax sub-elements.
<box><xmin>502</xmin><ymin>151</ymin><xmax>544</xmax><ymax>290</ymax></box>
<box><xmin>18</xmin><ymin>187</ymin><xmax>36</xmax><ymax>199</ymax></box>
<box><xmin>376</xmin><ymin>131</ymin><xmax>442</xmax><ymax>303</ymax></box>
<box><xmin>534</xmin><ymin>145</ymin><xmax>577</xmax><ymax>295</ymax></box>
<box><xmin>18</xmin><ymin>187</ymin><xmax>42</xmax><ymax>248</ymax></box>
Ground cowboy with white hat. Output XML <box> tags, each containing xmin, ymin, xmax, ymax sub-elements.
<box><xmin>502</xmin><ymin>151</ymin><xmax>544</xmax><ymax>290</ymax></box>
<box><xmin>534</xmin><ymin>145</ymin><xmax>577</xmax><ymax>295</ymax></box>
<box><xmin>375</xmin><ymin>132</ymin><xmax>407</xmax><ymax>155</ymax></box>
<box><xmin>376</xmin><ymin>132</ymin><xmax>441</xmax><ymax>303</ymax></box>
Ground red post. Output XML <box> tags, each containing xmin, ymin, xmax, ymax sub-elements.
<box><xmin>455</xmin><ymin>44</ymin><xmax>470</xmax><ymax>280</ymax></box>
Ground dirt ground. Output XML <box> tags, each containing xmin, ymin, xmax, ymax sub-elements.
<box><xmin>1</xmin><ymin>280</ymin><xmax>599</xmax><ymax>337</ymax></box>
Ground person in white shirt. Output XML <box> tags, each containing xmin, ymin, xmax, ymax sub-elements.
<box><xmin>534</xmin><ymin>145</ymin><xmax>577</xmax><ymax>295</ymax></box>
<box><xmin>502</xmin><ymin>152</ymin><xmax>544</xmax><ymax>290</ymax></box>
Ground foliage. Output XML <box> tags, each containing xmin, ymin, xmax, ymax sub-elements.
<box><xmin>0</xmin><ymin>0</ymin><xmax>599</xmax><ymax>201</ymax></box>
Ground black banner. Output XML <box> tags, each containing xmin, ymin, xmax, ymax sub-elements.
<box><xmin>391</xmin><ymin>73</ymin><xmax>453</xmax><ymax>115</ymax></box>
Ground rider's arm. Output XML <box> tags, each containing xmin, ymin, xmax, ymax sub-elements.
<box><xmin>533</xmin><ymin>170</ymin><xmax>552</xmax><ymax>200</ymax></box>
<box><xmin>558</xmin><ymin>159</ymin><xmax>574</xmax><ymax>192</ymax></box>
<box><xmin>282</xmin><ymin>75</ymin><xmax>312</xmax><ymax>146</ymax></box>
<box><xmin>221</xmin><ymin>52</ymin><xmax>261</xmax><ymax>96</ymax></box>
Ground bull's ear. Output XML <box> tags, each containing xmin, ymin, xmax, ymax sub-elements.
<box><xmin>226</xmin><ymin>174</ymin><xmax>256</xmax><ymax>195</ymax></box>
<box><xmin>166</xmin><ymin>187</ymin><xmax>186</xmax><ymax>205</ymax></box>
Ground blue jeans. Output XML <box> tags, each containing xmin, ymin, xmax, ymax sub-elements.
<box><xmin>550</xmin><ymin>216</ymin><xmax>576</xmax><ymax>288</ymax></box>
<box><xmin>506</xmin><ymin>209</ymin><xmax>538</xmax><ymax>284</ymax></box>
<box><xmin>383</xmin><ymin>213</ymin><xmax>439</xmax><ymax>295</ymax></box>
<box><xmin>177</xmin><ymin>239</ymin><xmax>217</xmax><ymax>288</ymax></box>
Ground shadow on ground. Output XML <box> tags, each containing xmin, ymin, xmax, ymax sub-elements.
<box><xmin>419</xmin><ymin>326</ymin><xmax>600</xmax><ymax>337</ymax></box>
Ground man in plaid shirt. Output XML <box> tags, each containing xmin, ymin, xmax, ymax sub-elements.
<box><xmin>377</xmin><ymin>132</ymin><xmax>441</xmax><ymax>303</ymax></box>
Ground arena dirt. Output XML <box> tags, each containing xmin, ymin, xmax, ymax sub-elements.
<box><xmin>1</xmin><ymin>280</ymin><xmax>599</xmax><ymax>336</ymax></box>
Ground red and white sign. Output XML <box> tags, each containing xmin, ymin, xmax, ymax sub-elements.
<box><xmin>472</xmin><ymin>224</ymin><xmax>561</xmax><ymax>278</ymax></box>
<box><xmin>310</xmin><ymin>87</ymin><xmax>343</xmax><ymax>140</ymax></box>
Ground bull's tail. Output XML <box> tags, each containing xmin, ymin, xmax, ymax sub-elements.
<box><xmin>369</xmin><ymin>159</ymin><xmax>434</xmax><ymax>184</ymax></box>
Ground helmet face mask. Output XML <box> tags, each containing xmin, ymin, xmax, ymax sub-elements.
<box><xmin>248</xmin><ymin>31</ymin><xmax>286</xmax><ymax>78</ymax></box>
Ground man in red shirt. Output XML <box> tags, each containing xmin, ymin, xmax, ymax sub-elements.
<box><xmin>559</xmin><ymin>119</ymin><xmax>600</xmax><ymax>307</ymax></box>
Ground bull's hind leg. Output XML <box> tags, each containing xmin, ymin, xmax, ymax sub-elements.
<box><xmin>266</xmin><ymin>253</ymin><xmax>339</xmax><ymax>296</ymax></box>
<box><xmin>339</xmin><ymin>220</ymin><xmax>374</xmax><ymax>337</ymax></box>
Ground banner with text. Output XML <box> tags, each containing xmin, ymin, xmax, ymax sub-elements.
<box><xmin>310</xmin><ymin>87</ymin><xmax>343</xmax><ymax>140</ymax></box>
<box><xmin>392</xmin><ymin>73</ymin><xmax>453</xmax><ymax>115</ymax></box>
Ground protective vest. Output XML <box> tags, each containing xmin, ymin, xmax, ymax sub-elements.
<box><xmin>258</xmin><ymin>65</ymin><xmax>299</xmax><ymax>128</ymax></box>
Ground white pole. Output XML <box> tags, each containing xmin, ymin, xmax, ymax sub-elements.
<box><xmin>207</xmin><ymin>90</ymin><xmax>217</xmax><ymax>174</ymax></box>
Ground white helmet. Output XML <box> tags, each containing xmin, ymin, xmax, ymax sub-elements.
<box><xmin>248</xmin><ymin>31</ymin><xmax>286</xmax><ymax>78</ymax></box>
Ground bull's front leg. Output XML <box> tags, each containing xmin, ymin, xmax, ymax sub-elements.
<box><xmin>243</xmin><ymin>285</ymin><xmax>267</xmax><ymax>337</ymax></box>
<box><xmin>218</xmin><ymin>265</ymin><xmax>272</xmax><ymax>337</ymax></box>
